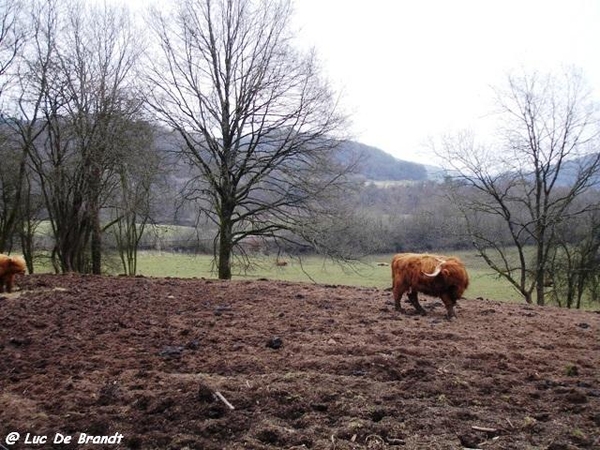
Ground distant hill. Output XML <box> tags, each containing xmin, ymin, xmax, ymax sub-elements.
<box><xmin>338</xmin><ymin>141</ymin><xmax>429</xmax><ymax>182</ymax></box>
<box><xmin>513</xmin><ymin>153</ymin><xmax>600</xmax><ymax>187</ymax></box>
<box><xmin>156</xmin><ymin>125</ymin><xmax>434</xmax><ymax>183</ymax></box>
<box><xmin>551</xmin><ymin>153</ymin><xmax>600</xmax><ymax>187</ymax></box>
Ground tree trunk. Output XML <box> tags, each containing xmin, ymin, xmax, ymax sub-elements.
<box><xmin>535</xmin><ymin>223</ymin><xmax>546</xmax><ymax>306</ymax></box>
<box><xmin>91</xmin><ymin>216</ymin><xmax>102</xmax><ymax>274</ymax></box>
<box><xmin>536</xmin><ymin>273</ymin><xmax>546</xmax><ymax>306</ymax></box>
<box><xmin>217</xmin><ymin>213</ymin><xmax>234</xmax><ymax>280</ymax></box>
<box><xmin>217</xmin><ymin>194</ymin><xmax>235</xmax><ymax>280</ymax></box>
<box><xmin>19</xmin><ymin>182</ymin><xmax>36</xmax><ymax>274</ymax></box>
<box><xmin>90</xmin><ymin>163</ymin><xmax>102</xmax><ymax>274</ymax></box>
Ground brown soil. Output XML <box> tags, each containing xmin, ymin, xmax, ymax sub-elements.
<box><xmin>1</xmin><ymin>274</ymin><xmax>599</xmax><ymax>450</ymax></box>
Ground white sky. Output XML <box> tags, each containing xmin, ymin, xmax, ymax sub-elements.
<box><xmin>125</xmin><ymin>0</ymin><xmax>600</xmax><ymax>165</ymax></box>
<box><xmin>291</xmin><ymin>0</ymin><xmax>600</xmax><ymax>164</ymax></box>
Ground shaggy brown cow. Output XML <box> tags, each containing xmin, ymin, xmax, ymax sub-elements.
<box><xmin>391</xmin><ymin>253</ymin><xmax>469</xmax><ymax>319</ymax></box>
<box><xmin>0</xmin><ymin>254</ymin><xmax>27</xmax><ymax>293</ymax></box>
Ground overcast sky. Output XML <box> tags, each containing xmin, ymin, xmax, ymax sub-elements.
<box><xmin>290</xmin><ymin>0</ymin><xmax>600</xmax><ymax>164</ymax></box>
<box><xmin>127</xmin><ymin>0</ymin><xmax>600</xmax><ymax>165</ymax></box>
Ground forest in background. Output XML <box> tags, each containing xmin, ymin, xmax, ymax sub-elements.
<box><xmin>1</xmin><ymin>0</ymin><xmax>600</xmax><ymax>309</ymax></box>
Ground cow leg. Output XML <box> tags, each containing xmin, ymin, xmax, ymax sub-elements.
<box><xmin>392</xmin><ymin>281</ymin><xmax>404</xmax><ymax>311</ymax></box>
<box><xmin>440</xmin><ymin>294</ymin><xmax>457</xmax><ymax>320</ymax></box>
<box><xmin>408</xmin><ymin>291</ymin><xmax>426</xmax><ymax>315</ymax></box>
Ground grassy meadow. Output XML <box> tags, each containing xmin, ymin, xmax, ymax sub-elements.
<box><xmin>30</xmin><ymin>222</ymin><xmax>521</xmax><ymax>301</ymax></box>
<box><xmin>128</xmin><ymin>250</ymin><xmax>522</xmax><ymax>302</ymax></box>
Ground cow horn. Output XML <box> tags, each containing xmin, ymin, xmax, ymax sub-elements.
<box><xmin>422</xmin><ymin>259</ymin><xmax>445</xmax><ymax>277</ymax></box>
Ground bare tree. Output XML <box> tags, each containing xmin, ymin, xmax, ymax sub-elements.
<box><xmin>145</xmin><ymin>0</ymin><xmax>351</xmax><ymax>279</ymax></box>
<box><xmin>441</xmin><ymin>70</ymin><xmax>600</xmax><ymax>305</ymax></box>
<box><xmin>110</xmin><ymin>120</ymin><xmax>163</xmax><ymax>276</ymax></box>
<box><xmin>17</xmin><ymin>0</ymin><xmax>144</xmax><ymax>273</ymax></box>
<box><xmin>0</xmin><ymin>0</ymin><xmax>24</xmax><ymax>100</ymax></box>
<box><xmin>0</xmin><ymin>127</ymin><xmax>23</xmax><ymax>252</ymax></box>
<box><xmin>57</xmin><ymin>1</ymin><xmax>144</xmax><ymax>273</ymax></box>
<box><xmin>0</xmin><ymin>0</ymin><xmax>25</xmax><ymax>253</ymax></box>
<box><xmin>546</xmin><ymin>191</ymin><xmax>600</xmax><ymax>308</ymax></box>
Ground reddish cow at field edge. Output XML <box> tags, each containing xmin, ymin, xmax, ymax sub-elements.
<box><xmin>0</xmin><ymin>254</ymin><xmax>27</xmax><ymax>293</ymax></box>
<box><xmin>391</xmin><ymin>253</ymin><xmax>469</xmax><ymax>319</ymax></box>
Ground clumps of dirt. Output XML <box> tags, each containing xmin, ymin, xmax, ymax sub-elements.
<box><xmin>1</xmin><ymin>273</ymin><xmax>599</xmax><ymax>449</ymax></box>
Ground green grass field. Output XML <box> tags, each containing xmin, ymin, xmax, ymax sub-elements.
<box><xmin>31</xmin><ymin>221</ymin><xmax>521</xmax><ymax>301</ymax></box>
<box><xmin>126</xmin><ymin>250</ymin><xmax>522</xmax><ymax>302</ymax></box>
<box><xmin>30</xmin><ymin>249</ymin><xmax>523</xmax><ymax>301</ymax></box>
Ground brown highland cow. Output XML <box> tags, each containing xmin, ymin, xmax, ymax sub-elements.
<box><xmin>391</xmin><ymin>253</ymin><xmax>469</xmax><ymax>319</ymax></box>
<box><xmin>0</xmin><ymin>254</ymin><xmax>27</xmax><ymax>293</ymax></box>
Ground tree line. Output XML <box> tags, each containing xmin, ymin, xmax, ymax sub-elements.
<box><xmin>346</xmin><ymin>69</ymin><xmax>600</xmax><ymax>309</ymax></box>
<box><xmin>0</xmin><ymin>0</ymin><xmax>599</xmax><ymax>309</ymax></box>
<box><xmin>0</xmin><ymin>0</ymin><xmax>356</xmax><ymax>278</ymax></box>
<box><xmin>438</xmin><ymin>70</ymin><xmax>600</xmax><ymax>308</ymax></box>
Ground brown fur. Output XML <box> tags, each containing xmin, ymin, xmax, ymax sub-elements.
<box><xmin>0</xmin><ymin>254</ymin><xmax>27</xmax><ymax>293</ymax></box>
<box><xmin>391</xmin><ymin>253</ymin><xmax>469</xmax><ymax>319</ymax></box>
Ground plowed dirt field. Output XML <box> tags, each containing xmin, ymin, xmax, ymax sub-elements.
<box><xmin>1</xmin><ymin>274</ymin><xmax>599</xmax><ymax>449</ymax></box>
